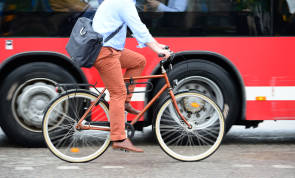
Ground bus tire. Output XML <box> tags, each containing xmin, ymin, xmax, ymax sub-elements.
<box><xmin>0</xmin><ymin>62</ymin><xmax>76</xmax><ymax>147</ymax></box>
<box><xmin>152</xmin><ymin>59</ymin><xmax>240</xmax><ymax>133</ymax></box>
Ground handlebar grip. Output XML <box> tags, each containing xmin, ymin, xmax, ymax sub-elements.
<box><xmin>158</xmin><ymin>53</ymin><xmax>165</xmax><ymax>58</ymax></box>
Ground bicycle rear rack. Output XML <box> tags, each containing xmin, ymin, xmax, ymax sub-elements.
<box><xmin>56</xmin><ymin>82</ymin><xmax>101</xmax><ymax>94</ymax></box>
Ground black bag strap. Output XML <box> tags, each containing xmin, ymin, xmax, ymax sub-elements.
<box><xmin>104</xmin><ymin>23</ymin><xmax>125</xmax><ymax>43</ymax></box>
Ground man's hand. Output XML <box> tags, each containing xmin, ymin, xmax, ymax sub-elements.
<box><xmin>146</xmin><ymin>41</ymin><xmax>171</xmax><ymax>59</ymax></box>
<box><xmin>146</xmin><ymin>0</ymin><xmax>160</xmax><ymax>11</ymax></box>
<box><xmin>158</xmin><ymin>49</ymin><xmax>171</xmax><ymax>59</ymax></box>
<box><xmin>157</xmin><ymin>44</ymin><xmax>172</xmax><ymax>59</ymax></box>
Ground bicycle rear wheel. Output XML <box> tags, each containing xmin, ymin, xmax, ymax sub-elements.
<box><xmin>154</xmin><ymin>91</ymin><xmax>225</xmax><ymax>161</ymax></box>
<box><xmin>42</xmin><ymin>90</ymin><xmax>110</xmax><ymax>163</ymax></box>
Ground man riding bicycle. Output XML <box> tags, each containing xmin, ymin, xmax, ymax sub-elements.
<box><xmin>92</xmin><ymin>0</ymin><xmax>171</xmax><ymax>152</ymax></box>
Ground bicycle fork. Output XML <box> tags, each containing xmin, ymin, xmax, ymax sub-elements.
<box><xmin>162</xmin><ymin>69</ymin><xmax>192</xmax><ymax>129</ymax></box>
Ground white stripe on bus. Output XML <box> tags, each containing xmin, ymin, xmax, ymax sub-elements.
<box><xmin>246</xmin><ymin>86</ymin><xmax>295</xmax><ymax>101</ymax></box>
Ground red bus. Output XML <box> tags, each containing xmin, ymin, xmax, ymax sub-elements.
<box><xmin>0</xmin><ymin>0</ymin><xmax>294</xmax><ymax>146</ymax></box>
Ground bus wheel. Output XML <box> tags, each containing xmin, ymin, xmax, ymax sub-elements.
<box><xmin>0</xmin><ymin>62</ymin><xmax>76</xmax><ymax>147</ymax></box>
<box><xmin>153</xmin><ymin>59</ymin><xmax>240</xmax><ymax>133</ymax></box>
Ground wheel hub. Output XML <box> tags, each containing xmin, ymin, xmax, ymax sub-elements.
<box><xmin>183</xmin><ymin>97</ymin><xmax>204</xmax><ymax>113</ymax></box>
<box><xmin>179</xmin><ymin>98</ymin><xmax>219</xmax><ymax>131</ymax></box>
<box><xmin>16</xmin><ymin>82</ymin><xmax>58</xmax><ymax>129</ymax></box>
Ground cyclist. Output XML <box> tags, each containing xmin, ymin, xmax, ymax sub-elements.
<box><xmin>92</xmin><ymin>0</ymin><xmax>171</xmax><ymax>152</ymax></box>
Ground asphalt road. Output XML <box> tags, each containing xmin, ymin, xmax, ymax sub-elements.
<box><xmin>0</xmin><ymin>121</ymin><xmax>295</xmax><ymax>178</ymax></box>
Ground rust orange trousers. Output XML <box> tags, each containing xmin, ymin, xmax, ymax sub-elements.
<box><xmin>94</xmin><ymin>47</ymin><xmax>146</xmax><ymax>141</ymax></box>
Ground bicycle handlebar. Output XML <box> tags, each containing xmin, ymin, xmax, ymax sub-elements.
<box><xmin>158</xmin><ymin>46</ymin><xmax>170</xmax><ymax>58</ymax></box>
<box><xmin>158</xmin><ymin>46</ymin><xmax>174</xmax><ymax>67</ymax></box>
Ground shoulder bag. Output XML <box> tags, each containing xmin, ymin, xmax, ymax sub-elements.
<box><xmin>66</xmin><ymin>17</ymin><xmax>124</xmax><ymax>68</ymax></box>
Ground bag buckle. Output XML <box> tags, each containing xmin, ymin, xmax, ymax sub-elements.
<box><xmin>80</xmin><ymin>27</ymin><xmax>87</xmax><ymax>36</ymax></box>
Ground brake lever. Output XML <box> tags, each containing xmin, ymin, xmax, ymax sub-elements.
<box><xmin>169</xmin><ymin>52</ymin><xmax>174</xmax><ymax>71</ymax></box>
<box><xmin>158</xmin><ymin>46</ymin><xmax>174</xmax><ymax>71</ymax></box>
<box><xmin>158</xmin><ymin>54</ymin><xmax>174</xmax><ymax>72</ymax></box>
<box><xmin>169</xmin><ymin>63</ymin><xmax>173</xmax><ymax>71</ymax></box>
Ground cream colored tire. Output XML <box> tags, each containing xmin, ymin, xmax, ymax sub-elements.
<box><xmin>155</xmin><ymin>92</ymin><xmax>225</xmax><ymax>161</ymax></box>
<box><xmin>42</xmin><ymin>90</ymin><xmax>110</xmax><ymax>163</ymax></box>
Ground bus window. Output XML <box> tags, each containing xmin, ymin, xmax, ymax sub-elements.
<box><xmin>0</xmin><ymin>2</ymin><xmax>4</xmax><ymax>14</ymax></box>
<box><xmin>0</xmin><ymin>2</ymin><xmax>3</xmax><ymax>26</ymax></box>
<box><xmin>274</xmin><ymin>0</ymin><xmax>295</xmax><ymax>36</ymax></box>
<box><xmin>1</xmin><ymin>0</ymin><xmax>286</xmax><ymax>37</ymax></box>
<box><xmin>49</xmin><ymin>0</ymin><xmax>100</xmax><ymax>12</ymax></box>
<box><xmin>49</xmin><ymin>0</ymin><xmax>88</xmax><ymax>12</ymax></box>
<box><xmin>0</xmin><ymin>0</ymin><xmax>99</xmax><ymax>37</ymax></box>
<box><xmin>232</xmin><ymin>0</ymin><xmax>271</xmax><ymax>36</ymax></box>
<box><xmin>286</xmin><ymin>0</ymin><xmax>295</xmax><ymax>13</ymax></box>
<box><xmin>143</xmin><ymin>0</ymin><xmax>188</xmax><ymax>12</ymax></box>
<box><xmin>139</xmin><ymin>0</ymin><xmax>272</xmax><ymax>37</ymax></box>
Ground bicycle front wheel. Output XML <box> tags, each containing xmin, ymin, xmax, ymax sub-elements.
<box><xmin>42</xmin><ymin>90</ymin><xmax>111</xmax><ymax>163</ymax></box>
<box><xmin>154</xmin><ymin>91</ymin><xmax>225</xmax><ymax>162</ymax></box>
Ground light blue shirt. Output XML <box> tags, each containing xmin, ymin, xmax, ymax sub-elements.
<box><xmin>157</xmin><ymin>0</ymin><xmax>188</xmax><ymax>12</ymax></box>
<box><xmin>92</xmin><ymin>0</ymin><xmax>155</xmax><ymax>50</ymax></box>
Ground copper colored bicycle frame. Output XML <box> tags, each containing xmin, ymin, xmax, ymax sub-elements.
<box><xmin>76</xmin><ymin>71</ymin><xmax>192</xmax><ymax>131</ymax></box>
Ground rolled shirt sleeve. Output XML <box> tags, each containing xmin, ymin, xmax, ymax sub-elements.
<box><xmin>119</xmin><ymin>0</ymin><xmax>155</xmax><ymax>48</ymax></box>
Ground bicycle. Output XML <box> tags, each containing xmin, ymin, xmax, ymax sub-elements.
<box><xmin>42</xmin><ymin>52</ymin><xmax>225</xmax><ymax>163</ymax></box>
